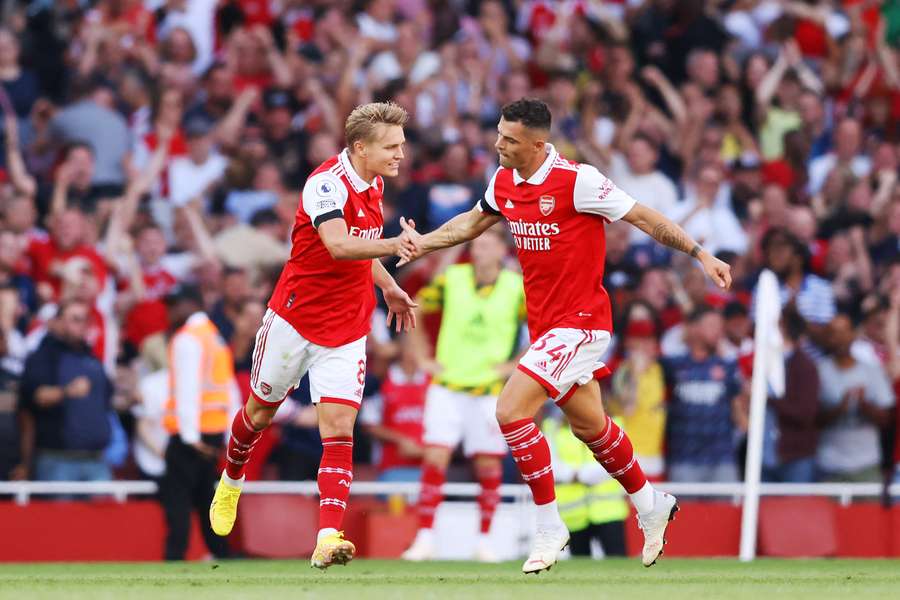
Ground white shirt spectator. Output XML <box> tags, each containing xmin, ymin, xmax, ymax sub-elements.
<box><xmin>816</xmin><ymin>358</ymin><xmax>895</xmax><ymax>475</ymax></box>
<box><xmin>356</xmin><ymin>12</ymin><xmax>397</xmax><ymax>43</ymax></box>
<box><xmin>669</xmin><ymin>197</ymin><xmax>749</xmax><ymax>256</ymax></box>
<box><xmin>170</xmin><ymin>312</ymin><xmax>240</xmax><ymax>445</ymax></box>
<box><xmin>133</xmin><ymin>369</ymin><xmax>169</xmax><ymax>477</ymax></box>
<box><xmin>608</xmin><ymin>153</ymin><xmax>679</xmax><ymax>244</ymax></box>
<box><xmin>156</xmin><ymin>0</ymin><xmax>218</xmax><ymax>75</ymax></box>
<box><xmin>807</xmin><ymin>154</ymin><xmax>871</xmax><ymax>196</ymax></box>
<box><xmin>168</xmin><ymin>153</ymin><xmax>227</xmax><ymax>207</ymax></box>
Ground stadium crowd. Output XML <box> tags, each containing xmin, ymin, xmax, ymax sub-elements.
<box><xmin>0</xmin><ymin>0</ymin><xmax>899</xmax><ymax>494</ymax></box>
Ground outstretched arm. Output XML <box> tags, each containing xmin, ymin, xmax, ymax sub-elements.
<box><xmin>318</xmin><ymin>218</ymin><xmax>407</xmax><ymax>261</ymax></box>
<box><xmin>622</xmin><ymin>202</ymin><xmax>732</xmax><ymax>289</ymax></box>
<box><xmin>397</xmin><ymin>206</ymin><xmax>501</xmax><ymax>266</ymax></box>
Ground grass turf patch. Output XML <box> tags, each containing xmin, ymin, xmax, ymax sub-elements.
<box><xmin>0</xmin><ymin>558</ymin><xmax>897</xmax><ymax>600</ymax></box>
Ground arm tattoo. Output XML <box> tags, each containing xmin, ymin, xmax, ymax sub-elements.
<box><xmin>651</xmin><ymin>222</ymin><xmax>694</xmax><ymax>255</ymax></box>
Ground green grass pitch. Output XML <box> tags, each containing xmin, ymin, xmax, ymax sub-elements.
<box><xmin>0</xmin><ymin>558</ymin><xmax>897</xmax><ymax>600</ymax></box>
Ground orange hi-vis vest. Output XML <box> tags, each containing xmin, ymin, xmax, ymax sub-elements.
<box><xmin>163</xmin><ymin>315</ymin><xmax>234</xmax><ymax>435</ymax></box>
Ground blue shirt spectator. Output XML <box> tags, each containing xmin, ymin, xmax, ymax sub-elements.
<box><xmin>18</xmin><ymin>300</ymin><xmax>113</xmax><ymax>482</ymax></box>
<box><xmin>663</xmin><ymin>307</ymin><xmax>744</xmax><ymax>482</ymax></box>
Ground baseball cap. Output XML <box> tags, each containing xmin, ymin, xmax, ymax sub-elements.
<box><xmin>297</xmin><ymin>43</ymin><xmax>324</xmax><ymax>64</ymax></box>
<box><xmin>183</xmin><ymin>115</ymin><xmax>214</xmax><ymax>138</ymax></box>
<box><xmin>263</xmin><ymin>88</ymin><xmax>297</xmax><ymax>111</ymax></box>
<box><xmin>164</xmin><ymin>283</ymin><xmax>204</xmax><ymax>306</ymax></box>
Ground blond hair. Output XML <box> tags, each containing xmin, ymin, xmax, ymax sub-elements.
<box><xmin>344</xmin><ymin>102</ymin><xmax>408</xmax><ymax>150</ymax></box>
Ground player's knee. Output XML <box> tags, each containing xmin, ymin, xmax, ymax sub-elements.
<box><xmin>494</xmin><ymin>402</ymin><xmax>520</xmax><ymax>426</ymax></box>
<box><xmin>568</xmin><ymin>421</ymin><xmax>595</xmax><ymax>443</ymax></box>
<box><xmin>423</xmin><ymin>447</ymin><xmax>451</xmax><ymax>470</ymax></box>
<box><xmin>319</xmin><ymin>410</ymin><xmax>356</xmax><ymax>437</ymax></box>
<box><xmin>245</xmin><ymin>402</ymin><xmax>276</xmax><ymax>430</ymax></box>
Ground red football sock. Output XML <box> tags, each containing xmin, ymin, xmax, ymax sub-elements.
<box><xmin>416</xmin><ymin>462</ymin><xmax>446</xmax><ymax>530</ymax></box>
<box><xmin>500</xmin><ymin>418</ymin><xmax>555</xmax><ymax>505</ymax></box>
<box><xmin>585</xmin><ymin>416</ymin><xmax>647</xmax><ymax>494</ymax></box>
<box><xmin>476</xmin><ymin>463</ymin><xmax>502</xmax><ymax>534</ymax></box>
<box><xmin>225</xmin><ymin>406</ymin><xmax>265</xmax><ymax>480</ymax></box>
<box><xmin>318</xmin><ymin>436</ymin><xmax>354</xmax><ymax>531</ymax></box>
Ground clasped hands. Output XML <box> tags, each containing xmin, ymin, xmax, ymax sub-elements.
<box><xmin>395</xmin><ymin>217</ymin><xmax>424</xmax><ymax>267</ymax></box>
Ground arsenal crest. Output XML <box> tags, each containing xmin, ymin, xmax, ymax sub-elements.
<box><xmin>539</xmin><ymin>195</ymin><xmax>555</xmax><ymax>216</ymax></box>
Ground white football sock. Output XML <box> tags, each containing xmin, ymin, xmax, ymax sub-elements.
<box><xmin>535</xmin><ymin>500</ymin><xmax>564</xmax><ymax>528</ymax></box>
<box><xmin>222</xmin><ymin>472</ymin><xmax>245</xmax><ymax>488</ymax></box>
<box><xmin>416</xmin><ymin>528</ymin><xmax>434</xmax><ymax>544</ymax></box>
<box><xmin>630</xmin><ymin>481</ymin><xmax>656</xmax><ymax>515</ymax></box>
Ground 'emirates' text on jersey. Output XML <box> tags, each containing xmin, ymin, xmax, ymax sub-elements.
<box><xmin>269</xmin><ymin>149</ymin><xmax>385</xmax><ymax>347</ymax></box>
<box><xmin>478</xmin><ymin>144</ymin><xmax>637</xmax><ymax>341</ymax></box>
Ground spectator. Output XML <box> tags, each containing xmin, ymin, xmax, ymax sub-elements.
<box><xmin>760</xmin><ymin>227</ymin><xmax>836</xmax><ymax>360</ymax></box>
<box><xmin>671</xmin><ymin>162</ymin><xmax>749</xmax><ymax>256</ymax></box>
<box><xmin>607</xmin><ymin>317</ymin><xmax>666</xmax><ymax>480</ymax></box>
<box><xmin>817</xmin><ymin>314</ymin><xmax>895</xmax><ymax>483</ymax></box>
<box><xmin>167</xmin><ymin>116</ymin><xmax>227</xmax><ymax>208</ymax></box>
<box><xmin>0</xmin><ymin>27</ymin><xmax>40</xmax><ymax>119</ymax></box>
<box><xmin>762</xmin><ymin>306</ymin><xmax>821</xmax><ymax>483</ymax></box>
<box><xmin>0</xmin><ymin>293</ymin><xmax>21</xmax><ymax>480</ymax></box>
<box><xmin>18</xmin><ymin>300</ymin><xmax>113</xmax><ymax>482</ymax></box>
<box><xmin>543</xmin><ymin>412</ymin><xmax>628</xmax><ymax>558</ymax></box>
<box><xmin>359</xmin><ymin>338</ymin><xmax>427</xmax><ymax>482</ymax></box>
<box><xmin>808</xmin><ymin>117</ymin><xmax>871</xmax><ymax>196</ymax></box>
<box><xmin>606</xmin><ymin>134</ymin><xmax>679</xmax><ymax>245</ymax></box>
<box><xmin>209</xmin><ymin>267</ymin><xmax>251</xmax><ymax>344</ymax></box>
<box><xmin>664</xmin><ymin>306</ymin><xmax>745</xmax><ymax>483</ymax></box>
<box><xmin>158</xmin><ymin>283</ymin><xmax>237</xmax><ymax>561</ymax></box>
<box><xmin>49</xmin><ymin>77</ymin><xmax>131</xmax><ymax>190</ymax></box>
<box><xmin>132</xmin><ymin>365</ymin><xmax>169</xmax><ymax>482</ymax></box>
<box><xmin>423</xmin><ymin>143</ymin><xmax>484</xmax><ymax>230</ymax></box>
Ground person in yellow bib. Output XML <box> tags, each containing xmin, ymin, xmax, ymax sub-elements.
<box><xmin>543</xmin><ymin>412</ymin><xmax>628</xmax><ymax>557</ymax></box>
<box><xmin>158</xmin><ymin>284</ymin><xmax>240</xmax><ymax>561</ymax></box>
<box><xmin>402</xmin><ymin>224</ymin><xmax>526</xmax><ymax>562</ymax></box>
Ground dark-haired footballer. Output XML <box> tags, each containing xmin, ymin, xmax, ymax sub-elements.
<box><xmin>397</xmin><ymin>98</ymin><xmax>732</xmax><ymax>573</ymax></box>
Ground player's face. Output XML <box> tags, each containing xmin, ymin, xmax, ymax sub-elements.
<box><xmin>362</xmin><ymin>124</ymin><xmax>406</xmax><ymax>177</ymax></box>
<box><xmin>495</xmin><ymin>118</ymin><xmax>543</xmax><ymax>170</ymax></box>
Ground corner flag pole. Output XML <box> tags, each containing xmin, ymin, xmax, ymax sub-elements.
<box><xmin>739</xmin><ymin>269</ymin><xmax>783</xmax><ymax>562</ymax></box>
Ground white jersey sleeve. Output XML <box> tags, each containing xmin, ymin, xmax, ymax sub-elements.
<box><xmin>573</xmin><ymin>163</ymin><xmax>636</xmax><ymax>222</ymax></box>
<box><xmin>477</xmin><ymin>168</ymin><xmax>502</xmax><ymax>215</ymax></box>
<box><xmin>302</xmin><ymin>171</ymin><xmax>350</xmax><ymax>228</ymax></box>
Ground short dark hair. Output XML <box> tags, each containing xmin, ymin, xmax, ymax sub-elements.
<box><xmin>723</xmin><ymin>300</ymin><xmax>748</xmax><ymax>320</ymax></box>
<box><xmin>62</xmin><ymin>141</ymin><xmax>94</xmax><ymax>160</ymax></box>
<box><xmin>500</xmin><ymin>98</ymin><xmax>551</xmax><ymax>131</ymax></box>
<box><xmin>687</xmin><ymin>304</ymin><xmax>718</xmax><ymax>324</ymax></box>
<box><xmin>781</xmin><ymin>303</ymin><xmax>806</xmax><ymax>342</ymax></box>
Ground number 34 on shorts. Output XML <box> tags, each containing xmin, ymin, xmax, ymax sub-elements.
<box><xmin>517</xmin><ymin>328</ymin><xmax>612</xmax><ymax>404</ymax></box>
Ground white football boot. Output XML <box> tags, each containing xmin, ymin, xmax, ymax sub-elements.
<box><xmin>637</xmin><ymin>490</ymin><xmax>679</xmax><ymax>567</ymax></box>
<box><xmin>474</xmin><ymin>536</ymin><xmax>501</xmax><ymax>563</ymax></box>
<box><xmin>522</xmin><ymin>522</ymin><xmax>570</xmax><ymax>574</ymax></box>
<box><xmin>401</xmin><ymin>529</ymin><xmax>435</xmax><ymax>561</ymax></box>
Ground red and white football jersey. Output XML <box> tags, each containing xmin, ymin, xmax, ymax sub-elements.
<box><xmin>479</xmin><ymin>144</ymin><xmax>636</xmax><ymax>341</ymax></box>
<box><xmin>268</xmin><ymin>149</ymin><xmax>385</xmax><ymax>347</ymax></box>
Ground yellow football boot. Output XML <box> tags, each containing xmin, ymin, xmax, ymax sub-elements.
<box><xmin>310</xmin><ymin>531</ymin><xmax>356</xmax><ymax>569</ymax></box>
<box><xmin>209</xmin><ymin>473</ymin><xmax>243</xmax><ymax>536</ymax></box>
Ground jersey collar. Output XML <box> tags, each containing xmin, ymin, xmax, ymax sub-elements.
<box><xmin>513</xmin><ymin>143</ymin><xmax>557</xmax><ymax>186</ymax></box>
<box><xmin>339</xmin><ymin>148</ymin><xmax>374</xmax><ymax>193</ymax></box>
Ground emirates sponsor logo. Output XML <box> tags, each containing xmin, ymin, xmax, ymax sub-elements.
<box><xmin>348</xmin><ymin>225</ymin><xmax>383</xmax><ymax>239</ymax></box>
<box><xmin>507</xmin><ymin>219</ymin><xmax>558</xmax><ymax>252</ymax></box>
<box><xmin>508</xmin><ymin>219</ymin><xmax>560</xmax><ymax>236</ymax></box>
